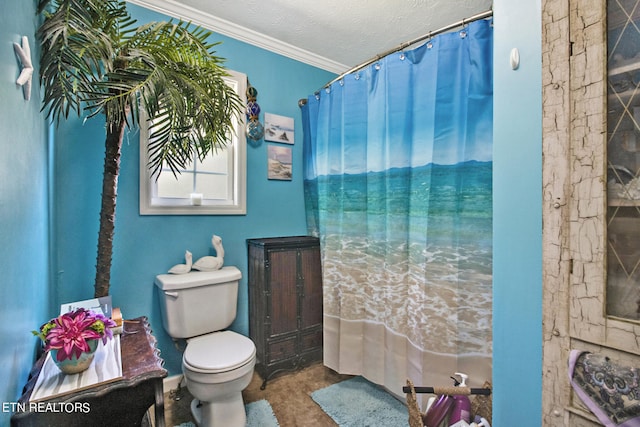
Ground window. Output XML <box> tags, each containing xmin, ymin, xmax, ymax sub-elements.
<box><xmin>139</xmin><ymin>69</ymin><xmax>247</xmax><ymax>215</ymax></box>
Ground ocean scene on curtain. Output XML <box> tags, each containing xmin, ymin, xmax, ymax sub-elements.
<box><xmin>302</xmin><ymin>19</ymin><xmax>493</xmax><ymax>396</ymax></box>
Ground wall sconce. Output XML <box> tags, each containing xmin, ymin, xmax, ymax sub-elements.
<box><xmin>245</xmin><ymin>82</ymin><xmax>264</xmax><ymax>141</ymax></box>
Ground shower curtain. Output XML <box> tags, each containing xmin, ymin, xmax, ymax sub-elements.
<box><xmin>301</xmin><ymin>19</ymin><xmax>493</xmax><ymax>397</ymax></box>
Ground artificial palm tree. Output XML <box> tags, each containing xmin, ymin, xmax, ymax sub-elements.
<box><xmin>37</xmin><ymin>0</ymin><xmax>242</xmax><ymax>297</ymax></box>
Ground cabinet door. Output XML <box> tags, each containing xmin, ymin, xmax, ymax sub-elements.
<box><xmin>268</xmin><ymin>249</ymin><xmax>299</xmax><ymax>336</ymax></box>
<box><xmin>299</xmin><ymin>246</ymin><xmax>323</xmax><ymax>330</ymax></box>
<box><xmin>606</xmin><ymin>0</ymin><xmax>640</xmax><ymax>323</ymax></box>
<box><xmin>567</xmin><ymin>0</ymin><xmax>640</xmax><ymax>355</ymax></box>
<box><xmin>543</xmin><ymin>0</ymin><xmax>640</xmax><ymax>425</ymax></box>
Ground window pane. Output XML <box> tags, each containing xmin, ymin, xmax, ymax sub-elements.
<box><xmin>157</xmin><ymin>171</ymin><xmax>194</xmax><ymax>198</ymax></box>
<box><xmin>196</xmin><ymin>174</ymin><xmax>229</xmax><ymax>200</ymax></box>
<box><xmin>606</xmin><ymin>0</ymin><xmax>640</xmax><ymax>321</ymax></box>
<box><xmin>197</xmin><ymin>147</ymin><xmax>229</xmax><ymax>174</ymax></box>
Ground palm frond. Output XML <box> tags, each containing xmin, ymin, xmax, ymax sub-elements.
<box><xmin>119</xmin><ymin>20</ymin><xmax>242</xmax><ymax>175</ymax></box>
<box><xmin>37</xmin><ymin>0</ymin><xmax>130</xmax><ymax>122</ymax></box>
<box><xmin>39</xmin><ymin>2</ymin><xmax>242</xmax><ymax>174</ymax></box>
<box><xmin>37</xmin><ymin>0</ymin><xmax>244</xmax><ymax>298</ymax></box>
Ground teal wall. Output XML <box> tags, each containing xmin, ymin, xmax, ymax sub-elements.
<box><xmin>0</xmin><ymin>1</ymin><xmax>50</xmax><ymax>425</ymax></box>
<box><xmin>52</xmin><ymin>3</ymin><xmax>337</xmax><ymax>375</ymax></box>
<box><xmin>493</xmin><ymin>0</ymin><xmax>543</xmax><ymax>424</ymax></box>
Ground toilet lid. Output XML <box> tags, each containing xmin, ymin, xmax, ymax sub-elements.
<box><xmin>184</xmin><ymin>331</ymin><xmax>255</xmax><ymax>373</ymax></box>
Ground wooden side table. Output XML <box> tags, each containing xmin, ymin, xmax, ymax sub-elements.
<box><xmin>11</xmin><ymin>316</ymin><xmax>168</xmax><ymax>427</ymax></box>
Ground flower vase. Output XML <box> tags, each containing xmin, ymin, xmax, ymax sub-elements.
<box><xmin>51</xmin><ymin>339</ymin><xmax>99</xmax><ymax>374</ymax></box>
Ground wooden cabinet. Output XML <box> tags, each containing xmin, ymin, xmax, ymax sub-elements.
<box><xmin>543</xmin><ymin>0</ymin><xmax>640</xmax><ymax>425</ymax></box>
<box><xmin>247</xmin><ymin>236</ymin><xmax>323</xmax><ymax>389</ymax></box>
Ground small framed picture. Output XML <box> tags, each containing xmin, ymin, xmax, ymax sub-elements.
<box><xmin>267</xmin><ymin>145</ymin><xmax>292</xmax><ymax>180</ymax></box>
<box><xmin>265</xmin><ymin>113</ymin><xmax>294</xmax><ymax>144</ymax></box>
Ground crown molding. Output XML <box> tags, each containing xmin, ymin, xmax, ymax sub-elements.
<box><xmin>126</xmin><ymin>0</ymin><xmax>346</xmax><ymax>74</ymax></box>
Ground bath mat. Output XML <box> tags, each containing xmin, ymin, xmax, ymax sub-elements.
<box><xmin>173</xmin><ymin>399</ymin><xmax>279</xmax><ymax>427</ymax></box>
<box><xmin>245</xmin><ymin>399</ymin><xmax>280</xmax><ymax>427</ymax></box>
<box><xmin>311</xmin><ymin>376</ymin><xmax>408</xmax><ymax>426</ymax></box>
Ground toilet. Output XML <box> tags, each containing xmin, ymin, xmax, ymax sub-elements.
<box><xmin>155</xmin><ymin>266</ymin><xmax>256</xmax><ymax>427</ymax></box>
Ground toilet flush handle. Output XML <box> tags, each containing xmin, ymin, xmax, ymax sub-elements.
<box><xmin>164</xmin><ymin>291</ymin><xmax>179</xmax><ymax>298</ymax></box>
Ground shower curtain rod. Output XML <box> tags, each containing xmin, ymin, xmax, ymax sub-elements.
<box><xmin>298</xmin><ymin>8</ymin><xmax>493</xmax><ymax>106</ymax></box>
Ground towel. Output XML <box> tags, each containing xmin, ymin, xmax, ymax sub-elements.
<box><xmin>568</xmin><ymin>350</ymin><xmax>640</xmax><ymax>427</ymax></box>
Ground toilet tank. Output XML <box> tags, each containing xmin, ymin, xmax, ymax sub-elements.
<box><xmin>154</xmin><ymin>266</ymin><xmax>242</xmax><ymax>339</ymax></box>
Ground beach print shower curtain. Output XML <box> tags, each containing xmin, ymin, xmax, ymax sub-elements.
<box><xmin>301</xmin><ymin>19</ymin><xmax>493</xmax><ymax>396</ymax></box>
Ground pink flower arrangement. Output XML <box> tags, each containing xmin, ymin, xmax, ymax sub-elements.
<box><xmin>33</xmin><ymin>308</ymin><xmax>116</xmax><ymax>361</ymax></box>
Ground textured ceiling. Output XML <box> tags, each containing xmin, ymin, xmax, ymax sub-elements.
<box><xmin>127</xmin><ymin>0</ymin><xmax>493</xmax><ymax>73</ymax></box>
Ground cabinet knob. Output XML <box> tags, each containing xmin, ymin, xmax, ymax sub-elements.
<box><xmin>553</xmin><ymin>197</ymin><xmax>564</xmax><ymax>209</ymax></box>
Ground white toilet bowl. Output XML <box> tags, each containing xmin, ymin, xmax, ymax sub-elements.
<box><xmin>154</xmin><ymin>268</ymin><xmax>256</xmax><ymax>426</ymax></box>
<box><xmin>182</xmin><ymin>330</ymin><xmax>257</xmax><ymax>427</ymax></box>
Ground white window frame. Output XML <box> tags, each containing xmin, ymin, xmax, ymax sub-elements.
<box><xmin>139</xmin><ymin>69</ymin><xmax>247</xmax><ymax>215</ymax></box>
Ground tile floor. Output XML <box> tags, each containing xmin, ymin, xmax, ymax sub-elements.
<box><xmin>163</xmin><ymin>362</ymin><xmax>353</xmax><ymax>427</ymax></box>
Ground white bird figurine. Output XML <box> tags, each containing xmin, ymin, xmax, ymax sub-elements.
<box><xmin>192</xmin><ymin>235</ymin><xmax>225</xmax><ymax>271</ymax></box>
<box><xmin>168</xmin><ymin>250</ymin><xmax>192</xmax><ymax>274</ymax></box>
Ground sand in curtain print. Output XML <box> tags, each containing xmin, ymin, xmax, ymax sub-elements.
<box><xmin>313</xmin><ymin>161</ymin><xmax>493</xmax><ymax>357</ymax></box>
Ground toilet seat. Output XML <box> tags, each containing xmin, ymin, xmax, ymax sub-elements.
<box><xmin>184</xmin><ymin>330</ymin><xmax>256</xmax><ymax>374</ymax></box>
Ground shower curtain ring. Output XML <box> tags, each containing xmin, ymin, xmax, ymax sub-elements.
<box><xmin>460</xmin><ymin>18</ymin><xmax>468</xmax><ymax>38</ymax></box>
<box><xmin>426</xmin><ymin>32</ymin><xmax>434</xmax><ymax>49</ymax></box>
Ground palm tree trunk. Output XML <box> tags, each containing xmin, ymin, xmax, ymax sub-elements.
<box><xmin>94</xmin><ymin>119</ymin><xmax>126</xmax><ymax>298</ymax></box>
